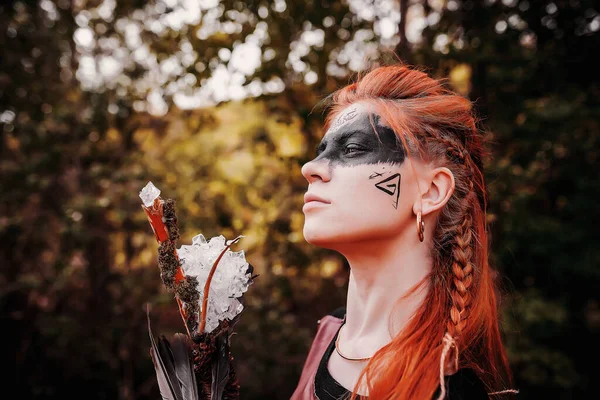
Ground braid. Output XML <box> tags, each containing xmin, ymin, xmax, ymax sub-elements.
<box><xmin>448</xmin><ymin>155</ymin><xmax>477</xmax><ymax>337</ymax></box>
<box><xmin>447</xmin><ymin>208</ymin><xmax>475</xmax><ymax>338</ymax></box>
<box><xmin>436</xmin><ymin>141</ymin><xmax>481</xmax><ymax>400</ymax></box>
<box><xmin>433</xmin><ymin>134</ymin><xmax>487</xmax><ymax>212</ymax></box>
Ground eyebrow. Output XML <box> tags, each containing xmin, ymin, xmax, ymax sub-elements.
<box><xmin>317</xmin><ymin>130</ymin><xmax>366</xmax><ymax>152</ymax></box>
<box><xmin>337</xmin><ymin>130</ymin><xmax>362</xmax><ymax>141</ymax></box>
<box><xmin>316</xmin><ymin>129</ymin><xmax>376</xmax><ymax>153</ymax></box>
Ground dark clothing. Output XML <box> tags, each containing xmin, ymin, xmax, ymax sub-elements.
<box><xmin>292</xmin><ymin>307</ymin><xmax>489</xmax><ymax>400</ymax></box>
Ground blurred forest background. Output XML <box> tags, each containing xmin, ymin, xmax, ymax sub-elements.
<box><xmin>1</xmin><ymin>0</ymin><xmax>598</xmax><ymax>399</ymax></box>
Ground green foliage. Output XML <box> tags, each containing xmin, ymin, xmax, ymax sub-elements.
<box><xmin>1</xmin><ymin>0</ymin><xmax>598</xmax><ymax>399</ymax></box>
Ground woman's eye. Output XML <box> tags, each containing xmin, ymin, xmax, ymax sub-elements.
<box><xmin>344</xmin><ymin>145</ymin><xmax>364</xmax><ymax>155</ymax></box>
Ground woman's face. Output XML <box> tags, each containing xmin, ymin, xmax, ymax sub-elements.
<box><xmin>301</xmin><ymin>102</ymin><xmax>419</xmax><ymax>248</ymax></box>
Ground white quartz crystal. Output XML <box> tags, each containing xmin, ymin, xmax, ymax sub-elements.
<box><xmin>139</xmin><ymin>181</ymin><xmax>161</xmax><ymax>207</ymax></box>
<box><xmin>179</xmin><ymin>234</ymin><xmax>252</xmax><ymax>333</ymax></box>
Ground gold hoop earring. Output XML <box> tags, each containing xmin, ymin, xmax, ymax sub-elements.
<box><xmin>417</xmin><ymin>211</ymin><xmax>425</xmax><ymax>242</ymax></box>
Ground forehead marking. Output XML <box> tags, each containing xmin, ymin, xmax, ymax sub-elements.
<box><xmin>327</xmin><ymin>106</ymin><xmax>359</xmax><ymax>134</ymax></box>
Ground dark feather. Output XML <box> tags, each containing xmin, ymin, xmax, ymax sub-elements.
<box><xmin>210</xmin><ymin>332</ymin><xmax>230</xmax><ymax>400</ymax></box>
<box><xmin>150</xmin><ymin>344</ymin><xmax>179</xmax><ymax>400</ymax></box>
<box><xmin>170</xmin><ymin>333</ymin><xmax>199</xmax><ymax>400</ymax></box>
<box><xmin>157</xmin><ymin>336</ymin><xmax>184</xmax><ymax>399</ymax></box>
<box><xmin>148</xmin><ymin>305</ymin><xmax>201</xmax><ymax>400</ymax></box>
<box><xmin>148</xmin><ymin>307</ymin><xmax>182</xmax><ymax>400</ymax></box>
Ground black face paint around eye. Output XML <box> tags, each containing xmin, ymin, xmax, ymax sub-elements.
<box><xmin>374</xmin><ymin>173</ymin><xmax>401</xmax><ymax>209</ymax></box>
<box><xmin>313</xmin><ymin>111</ymin><xmax>405</xmax><ymax>167</ymax></box>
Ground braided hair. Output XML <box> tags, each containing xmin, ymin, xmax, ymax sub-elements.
<box><xmin>323</xmin><ymin>64</ymin><xmax>515</xmax><ymax>399</ymax></box>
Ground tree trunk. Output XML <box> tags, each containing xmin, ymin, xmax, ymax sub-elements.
<box><xmin>395</xmin><ymin>0</ymin><xmax>412</xmax><ymax>63</ymax></box>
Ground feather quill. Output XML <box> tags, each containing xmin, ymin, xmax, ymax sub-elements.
<box><xmin>211</xmin><ymin>332</ymin><xmax>231</xmax><ymax>400</ymax></box>
<box><xmin>170</xmin><ymin>333</ymin><xmax>199</xmax><ymax>400</ymax></box>
<box><xmin>148</xmin><ymin>306</ymin><xmax>202</xmax><ymax>400</ymax></box>
<box><xmin>148</xmin><ymin>308</ymin><xmax>181</xmax><ymax>400</ymax></box>
<box><xmin>157</xmin><ymin>336</ymin><xmax>184</xmax><ymax>399</ymax></box>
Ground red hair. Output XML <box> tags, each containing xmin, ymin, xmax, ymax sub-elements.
<box><xmin>322</xmin><ymin>64</ymin><xmax>515</xmax><ymax>399</ymax></box>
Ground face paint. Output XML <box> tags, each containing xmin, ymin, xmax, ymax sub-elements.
<box><xmin>327</xmin><ymin>106</ymin><xmax>359</xmax><ymax>134</ymax></box>
<box><xmin>374</xmin><ymin>173</ymin><xmax>401</xmax><ymax>209</ymax></box>
<box><xmin>313</xmin><ymin>110</ymin><xmax>406</xmax><ymax>168</ymax></box>
<box><xmin>301</xmin><ymin>105</ymin><xmax>415</xmax><ymax>246</ymax></box>
<box><xmin>369</xmin><ymin>171</ymin><xmax>385</xmax><ymax>179</ymax></box>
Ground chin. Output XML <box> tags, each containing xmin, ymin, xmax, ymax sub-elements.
<box><xmin>302</xmin><ymin>225</ymin><xmax>361</xmax><ymax>250</ymax></box>
<box><xmin>302</xmin><ymin>226</ymin><xmax>337</xmax><ymax>248</ymax></box>
<box><xmin>303</xmin><ymin>220</ymin><xmax>402</xmax><ymax>249</ymax></box>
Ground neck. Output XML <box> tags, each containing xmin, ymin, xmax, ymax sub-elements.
<box><xmin>337</xmin><ymin>231</ymin><xmax>431</xmax><ymax>357</ymax></box>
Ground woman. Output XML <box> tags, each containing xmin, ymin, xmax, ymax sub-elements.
<box><xmin>291</xmin><ymin>64</ymin><xmax>518</xmax><ymax>400</ymax></box>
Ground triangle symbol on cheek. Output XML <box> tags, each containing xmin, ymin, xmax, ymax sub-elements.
<box><xmin>375</xmin><ymin>173</ymin><xmax>401</xmax><ymax>209</ymax></box>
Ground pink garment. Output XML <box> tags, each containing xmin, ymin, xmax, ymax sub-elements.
<box><xmin>290</xmin><ymin>315</ymin><xmax>344</xmax><ymax>400</ymax></box>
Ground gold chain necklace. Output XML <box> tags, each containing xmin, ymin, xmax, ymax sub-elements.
<box><xmin>334</xmin><ymin>323</ymin><xmax>372</xmax><ymax>362</ymax></box>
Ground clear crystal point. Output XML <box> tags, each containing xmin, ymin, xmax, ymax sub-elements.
<box><xmin>177</xmin><ymin>232</ymin><xmax>252</xmax><ymax>334</ymax></box>
<box><xmin>139</xmin><ymin>181</ymin><xmax>161</xmax><ymax>207</ymax></box>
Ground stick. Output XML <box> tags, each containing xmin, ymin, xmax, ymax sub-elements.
<box><xmin>142</xmin><ymin>197</ymin><xmax>190</xmax><ymax>337</ymax></box>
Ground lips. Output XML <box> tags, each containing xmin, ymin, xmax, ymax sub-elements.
<box><xmin>304</xmin><ymin>193</ymin><xmax>330</xmax><ymax>204</ymax></box>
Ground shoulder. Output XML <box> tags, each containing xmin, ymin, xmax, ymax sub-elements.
<box><xmin>326</xmin><ymin>305</ymin><xmax>346</xmax><ymax>320</ymax></box>
<box><xmin>434</xmin><ymin>368</ymin><xmax>489</xmax><ymax>400</ymax></box>
<box><xmin>314</xmin><ymin>306</ymin><xmax>345</xmax><ymax>328</ymax></box>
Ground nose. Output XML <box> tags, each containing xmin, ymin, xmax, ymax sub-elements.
<box><xmin>301</xmin><ymin>158</ymin><xmax>331</xmax><ymax>184</ymax></box>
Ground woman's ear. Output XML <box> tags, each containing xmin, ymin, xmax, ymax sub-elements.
<box><xmin>415</xmin><ymin>167</ymin><xmax>455</xmax><ymax>217</ymax></box>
